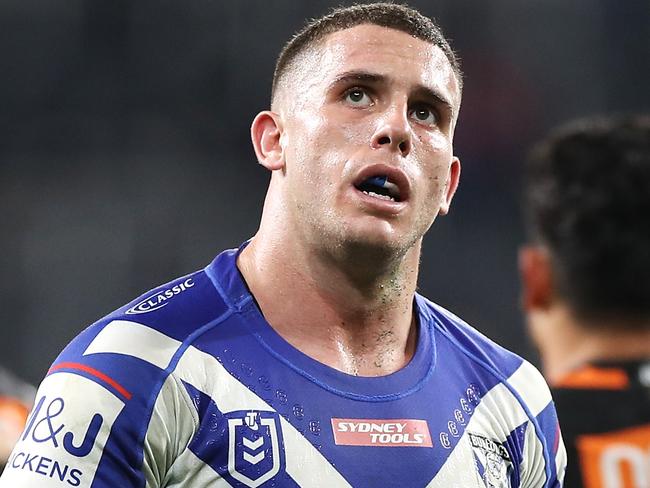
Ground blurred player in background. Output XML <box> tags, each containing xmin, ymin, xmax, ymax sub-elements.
<box><xmin>0</xmin><ymin>366</ymin><xmax>34</xmax><ymax>473</ymax></box>
<box><xmin>520</xmin><ymin>116</ymin><xmax>650</xmax><ymax>487</ymax></box>
<box><xmin>1</xmin><ymin>3</ymin><xmax>564</xmax><ymax>486</ymax></box>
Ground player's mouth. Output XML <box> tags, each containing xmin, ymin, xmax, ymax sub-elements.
<box><xmin>355</xmin><ymin>176</ymin><xmax>401</xmax><ymax>202</ymax></box>
<box><xmin>352</xmin><ymin>165</ymin><xmax>410</xmax><ymax>209</ymax></box>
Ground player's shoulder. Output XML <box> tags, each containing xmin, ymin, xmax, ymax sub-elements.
<box><xmin>0</xmin><ymin>262</ymin><xmax>235</xmax><ymax>488</ymax></box>
<box><xmin>418</xmin><ymin>295</ymin><xmax>523</xmax><ymax>372</ymax></box>
<box><xmin>53</xmin><ymin>248</ymin><xmax>244</xmax><ymax>374</ymax></box>
<box><xmin>417</xmin><ymin>295</ymin><xmax>552</xmax><ymax>408</ymax></box>
<box><xmin>108</xmin><ymin>267</ymin><xmax>228</xmax><ymax>340</ymax></box>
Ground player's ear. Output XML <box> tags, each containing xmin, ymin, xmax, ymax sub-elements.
<box><xmin>438</xmin><ymin>156</ymin><xmax>461</xmax><ymax>215</ymax></box>
<box><xmin>519</xmin><ymin>245</ymin><xmax>554</xmax><ymax>312</ymax></box>
<box><xmin>251</xmin><ymin>111</ymin><xmax>285</xmax><ymax>171</ymax></box>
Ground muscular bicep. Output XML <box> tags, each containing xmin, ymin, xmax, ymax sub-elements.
<box><xmin>0</xmin><ymin>369</ymin><xmax>135</xmax><ymax>487</ymax></box>
<box><xmin>0</xmin><ymin>363</ymin><xmax>193</xmax><ymax>487</ymax></box>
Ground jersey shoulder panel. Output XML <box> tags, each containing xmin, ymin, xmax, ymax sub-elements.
<box><xmin>44</xmin><ymin>265</ymin><xmax>232</xmax><ymax>387</ymax></box>
<box><xmin>418</xmin><ymin>296</ymin><xmax>566</xmax><ymax>487</ymax></box>
<box><xmin>108</xmin><ymin>266</ymin><xmax>231</xmax><ymax>342</ymax></box>
<box><xmin>419</xmin><ymin>295</ymin><xmax>559</xmax><ymax>420</ymax></box>
<box><xmin>0</xmin><ymin>260</ymin><xmax>234</xmax><ymax>488</ymax></box>
<box><xmin>418</xmin><ymin>295</ymin><xmax>524</xmax><ymax>377</ymax></box>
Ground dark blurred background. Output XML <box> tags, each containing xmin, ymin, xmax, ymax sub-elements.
<box><xmin>1</xmin><ymin>0</ymin><xmax>648</xmax><ymax>386</ymax></box>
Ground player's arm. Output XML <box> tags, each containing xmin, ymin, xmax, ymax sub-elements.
<box><xmin>0</xmin><ymin>324</ymin><xmax>195</xmax><ymax>487</ymax></box>
<box><xmin>510</xmin><ymin>361</ymin><xmax>567</xmax><ymax>488</ymax></box>
<box><xmin>518</xmin><ymin>402</ymin><xmax>566</xmax><ymax>487</ymax></box>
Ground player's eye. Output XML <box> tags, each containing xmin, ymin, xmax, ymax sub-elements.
<box><xmin>408</xmin><ymin>104</ymin><xmax>438</xmax><ymax>126</ymax></box>
<box><xmin>344</xmin><ymin>88</ymin><xmax>373</xmax><ymax>107</ymax></box>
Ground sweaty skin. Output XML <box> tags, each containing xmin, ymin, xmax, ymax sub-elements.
<box><xmin>239</xmin><ymin>24</ymin><xmax>461</xmax><ymax>376</ymax></box>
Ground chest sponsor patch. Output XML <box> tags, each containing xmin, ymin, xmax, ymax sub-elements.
<box><xmin>331</xmin><ymin>418</ymin><xmax>432</xmax><ymax>447</ymax></box>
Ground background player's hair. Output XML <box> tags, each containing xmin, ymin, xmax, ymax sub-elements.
<box><xmin>524</xmin><ymin>115</ymin><xmax>650</xmax><ymax>328</ymax></box>
<box><xmin>271</xmin><ymin>2</ymin><xmax>462</xmax><ymax>103</ymax></box>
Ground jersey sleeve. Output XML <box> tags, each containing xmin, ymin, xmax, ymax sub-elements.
<box><xmin>0</xmin><ymin>319</ymin><xmax>194</xmax><ymax>488</ymax></box>
<box><xmin>141</xmin><ymin>374</ymin><xmax>198</xmax><ymax>487</ymax></box>
<box><xmin>509</xmin><ymin>361</ymin><xmax>567</xmax><ymax>488</ymax></box>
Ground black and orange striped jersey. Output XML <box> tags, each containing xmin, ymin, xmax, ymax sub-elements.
<box><xmin>552</xmin><ymin>360</ymin><xmax>650</xmax><ymax>488</ymax></box>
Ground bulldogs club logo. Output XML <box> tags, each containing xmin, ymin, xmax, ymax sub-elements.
<box><xmin>227</xmin><ymin>411</ymin><xmax>284</xmax><ymax>488</ymax></box>
<box><xmin>469</xmin><ymin>432</ymin><xmax>513</xmax><ymax>488</ymax></box>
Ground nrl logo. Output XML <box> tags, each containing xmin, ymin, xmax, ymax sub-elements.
<box><xmin>227</xmin><ymin>411</ymin><xmax>283</xmax><ymax>488</ymax></box>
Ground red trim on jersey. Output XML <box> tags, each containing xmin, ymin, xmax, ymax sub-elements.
<box><xmin>554</xmin><ymin>365</ymin><xmax>629</xmax><ymax>390</ymax></box>
<box><xmin>553</xmin><ymin>422</ymin><xmax>561</xmax><ymax>454</ymax></box>
<box><xmin>48</xmin><ymin>361</ymin><xmax>133</xmax><ymax>400</ymax></box>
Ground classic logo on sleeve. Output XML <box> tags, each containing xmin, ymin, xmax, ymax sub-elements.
<box><xmin>126</xmin><ymin>278</ymin><xmax>194</xmax><ymax>315</ymax></box>
<box><xmin>2</xmin><ymin>373</ymin><xmax>125</xmax><ymax>487</ymax></box>
<box><xmin>331</xmin><ymin>418</ymin><xmax>433</xmax><ymax>447</ymax></box>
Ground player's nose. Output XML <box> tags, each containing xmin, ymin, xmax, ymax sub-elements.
<box><xmin>370</xmin><ymin>103</ymin><xmax>412</xmax><ymax>157</ymax></box>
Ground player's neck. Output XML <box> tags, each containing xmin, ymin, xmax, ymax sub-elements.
<box><xmin>237</xmin><ymin>233</ymin><xmax>420</xmax><ymax>377</ymax></box>
<box><xmin>531</xmin><ymin>305</ymin><xmax>650</xmax><ymax>384</ymax></box>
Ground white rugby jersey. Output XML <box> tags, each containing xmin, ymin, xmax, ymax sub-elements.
<box><xmin>0</xmin><ymin>245</ymin><xmax>566</xmax><ymax>487</ymax></box>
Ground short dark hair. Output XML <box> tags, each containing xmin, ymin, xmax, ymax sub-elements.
<box><xmin>524</xmin><ymin>115</ymin><xmax>650</xmax><ymax>327</ymax></box>
<box><xmin>271</xmin><ymin>2</ymin><xmax>462</xmax><ymax>103</ymax></box>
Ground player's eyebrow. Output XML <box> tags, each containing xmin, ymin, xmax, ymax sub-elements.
<box><xmin>330</xmin><ymin>70</ymin><xmax>385</xmax><ymax>88</ymax></box>
<box><xmin>329</xmin><ymin>70</ymin><xmax>455</xmax><ymax>117</ymax></box>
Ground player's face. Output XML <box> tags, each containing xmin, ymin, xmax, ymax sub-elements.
<box><xmin>277</xmin><ymin>24</ymin><xmax>461</xmax><ymax>254</ymax></box>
